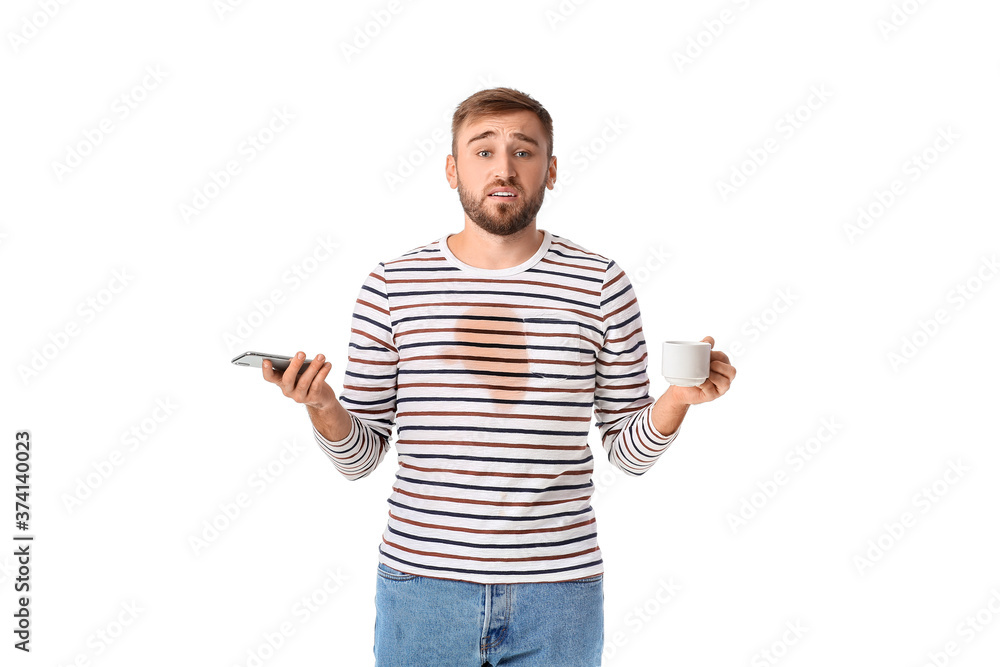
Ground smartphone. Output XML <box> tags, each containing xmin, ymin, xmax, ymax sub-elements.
<box><xmin>231</xmin><ymin>351</ymin><xmax>315</xmax><ymax>375</ymax></box>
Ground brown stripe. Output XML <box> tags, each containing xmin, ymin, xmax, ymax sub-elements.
<box><xmin>605</xmin><ymin>296</ymin><xmax>637</xmax><ymax>322</ymax></box>
<box><xmin>605</xmin><ymin>447</ymin><xmax>643</xmax><ymax>474</ymax></box>
<box><xmin>395</xmin><ymin>439</ymin><xmax>587</xmax><ymax>452</ymax></box>
<box><xmin>402</xmin><ymin>353</ymin><xmax>593</xmax><ymax>367</ymax></box>
<box><xmin>603</xmin><ymin>268</ymin><xmax>625</xmax><ymax>290</ymax></box>
<box><xmin>343</xmin><ymin>407</ymin><xmax>394</xmax><ymax>415</ymax></box>
<box><xmin>600</xmin><ymin>428</ymin><xmax>649</xmax><ymax>473</ymax></box>
<box><xmin>324</xmin><ymin>449</ymin><xmax>376</xmax><ymax>468</ymax></box>
<box><xmin>595</xmin><ymin>390</ymin><xmax>652</xmax><ymax>405</ymax></box>
<box><xmin>398</xmin><ymin>460</ymin><xmax>593</xmax><ymax>479</ymax></box>
<box><xmin>398</xmin><ymin>325</ymin><xmax>525</xmax><ymax>339</ymax></box>
<box><xmin>550</xmin><ymin>239</ymin><xmax>607</xmax><ymax>260</ymax></box>
<box><xmin>384</xmin><ymin>255</ymin><xmax>447</xmax><ymax>265</ymax></box>
<box><xmin>356</xmin><ymin>297</ymin><xmax>388</xmax><ymax>317</ymax></box>
<box><xmin>384</xmin><ymin>273</ymin><xmax>601</xmax><ymax>297</ymax></box>
<box><xmin>396</xmin><ymin>410</ymin><xmax>590</xmax><ymax>422</ymax></box>
<box><xmin>392</xmin><ymin>300</ymin><xmax>601</xmax><ymax>323</ymax></box>
<box><xmin>537</xmin><ymin>257</ymin><xmax>605</xmax><ymax>273</ymax></box>
<box><xmin>397</xmin><ymin>326</ymin><xmax>598</xmax><ymax>350</ymax></box>
<box><xmin>392</xmin><ymin>485</ymin><xmax>591</xmax><ymax>507</ymax></box>
<box><xmin>346</xmin><ymin>354</ymin><xmax>395</xmax><ymax>366</ymax></box>
<box><xmin>605</xmin><ymin>327</ymin><xmax>640</xmax><ymax>346</ymax></box>
<box><xmin>349</xmin><ymin>328</ymin><xmax>397</xmax><ymax>353</ymax></box>
<box><xmin>397</xmin><ymin>381</ymin><xmax>594</xmax><ymax>394</ymax></box>
<box><xmin>389</xmin><ymin>510</ymin><xmax>595</xmax><ymax>535</ymax></box>
<box><xmin>383</xmin><ymin>537</ymin><xmax>600</xmax><ymax>563</ymax></box>
<box><xmin>597</xmin><ymin>352</ymin><xmax>648</xmax><ymax>368</ymax></box>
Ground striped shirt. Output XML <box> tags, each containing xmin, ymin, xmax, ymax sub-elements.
<box><xmin>313</xmin><ymin>228</ymin><xmax>680</xmax><ymax>584</ymax></box>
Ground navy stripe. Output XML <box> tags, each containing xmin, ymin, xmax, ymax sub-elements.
<box><xmin>395</xmin><ymin>474</ymin><xmax>593</xmax><ymax>494</ymax></box>
<box><xmin>380</xmin><ymin>546</ymin><xmax>603</xmax><ymax>578</ymax></box>
<box><xmin>386</xmin><ymin>498</ymin><xmax>593</xmax><ymax>522</ymax></box>
<box><xmin>387</xmin><ymin>525</ymin><xmax>597</xmax><ymax>550</ymax></box>
<box><xmin>397</xmin><ymin>425</ymin><xmax>590</xmax><ymax>437</ymax></box>
<box><xmin>394</xmin><ymin>395</ymin><xmax>593</xmax><ymax>408</ymax></box>
<box><xmin>398</xmin><ymin>452</ymin><xmax>593</xmax><ymax>465</ymax></box>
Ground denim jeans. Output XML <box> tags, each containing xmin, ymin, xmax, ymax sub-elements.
<box><xmin>373</xmin><ymin>562</ymin><xmax>604</xmax><ymax>666</ymax></box>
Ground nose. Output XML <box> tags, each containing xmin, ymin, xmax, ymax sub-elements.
<box><xmin>493</xmin><ymin>152</ymin><xmax>516</xmax><ymax>180</ymax></box>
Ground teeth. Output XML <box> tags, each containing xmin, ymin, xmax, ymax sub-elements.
<box><xmin>491</xmin><ymin>192</ymin><xmax>515</xmax><ymax>197</ymax></box>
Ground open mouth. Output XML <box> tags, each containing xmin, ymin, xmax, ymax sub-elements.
<box><xmin>488</xmin><ymin>192</ymin><xmax>518</xmax><ymax>200</ymax></box>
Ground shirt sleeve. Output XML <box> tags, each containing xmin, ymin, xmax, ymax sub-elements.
<box><xmin>313</xmin><ymin>261</ymin><xmax>398</xmax><ymax>481</ymax></box>
<box><xmin>594</xmin><ymin>259</ymin><xmax>680</xmax><ymax>476</ymax></box>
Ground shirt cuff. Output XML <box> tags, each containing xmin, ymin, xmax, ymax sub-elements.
<box><xmin>313</xmin><ymin>413</ymin><xmax>357</xmax><ymax>449</ymax></box>
<box><xmin>645</xmin><ymin>405</ymin><xmax>680</xmax><ymax>446</ymax></box>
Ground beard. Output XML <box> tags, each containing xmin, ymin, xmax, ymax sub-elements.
<box><xmin>456</xmin><ymin>172</ymin><xmax>547</xmax><ymax>237</ymax></box>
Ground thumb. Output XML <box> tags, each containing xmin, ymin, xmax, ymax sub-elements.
<box><xmin>701</xmin><ymin>335</ymin><xmax>715</xmax><ymax>348</ymax></box>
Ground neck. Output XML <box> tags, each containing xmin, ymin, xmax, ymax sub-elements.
<box><xmin>447</xmin><ymin>224</ymin><xmax>543</xmax><ymax>270</ymax></box>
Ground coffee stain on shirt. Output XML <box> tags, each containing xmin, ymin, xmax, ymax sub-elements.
<box><xmin>439</xmin><ymin>304</ymin><xmax>530</xmax><ymax>410</ymax></box>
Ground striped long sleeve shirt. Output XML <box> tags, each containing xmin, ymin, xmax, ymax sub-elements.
<box><xmin>313</xmin><ymin>228</ymin><xmax>680</xmax><ymax>584</ymax></box>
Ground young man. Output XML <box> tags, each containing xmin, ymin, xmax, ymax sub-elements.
<box><xmin>263</xmin><ymin>87</ymin><xmax>736</xmax><ymax>666</ymax></box>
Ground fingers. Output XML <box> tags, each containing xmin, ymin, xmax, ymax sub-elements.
<box><xmin>281</xmin><ymin>351</ymin><xmax>306</xmax><ymax>387</ymax></box>
<box><xmin>711</xmin><ymin>359</ymin><xmax>736</xmax><ymax>382</ymax></box>
<box><xmin>299</xmin><ymin>352</ymin><xmax>323</xmax><ymax>385</ymax></box>
<box><xmin>292</xmin><ymin>353</ymin><xmax>325</xmax><ymax>401</ymax></box>
<box><xmin>260</xmin><ymin>359</ymin><xmax>281</xmax><ymax>385</ymax></box>
<box><xmin>710</xmin><ymin>348</ymin><xmax>731</xmax><ymax>365</ymax></box>
<box><xmin>262</xmin><ymin>358</ymin><xmax>282</xmax><ymax>384</ymax></box>
<box><xmin>307</xmin><ymin>360</ymin><xmax>334</xmax><ymax>400</ymax></box>
<box><xmin>687</xmin><ymin>343</ymin><xmax>735</xmax><ymax>404</ymax></box>
<box><xmin>703</xmin><ymin>336</ymin><xmax>732</xmax><ymax>368</ymax></box>
<box><xmin>708</xmin><ymin>360</ymin><xmax>735</xmax><ymax>393</ymax></box>
<box><xmin>261</xmin><ymin>352</ymin><xmax>310</xmax><ymax>393</ymax></box>
<box><xmin>263</xmin><ymin>351</ymin><xmax>333</xmax><ymax>405</ymax></box>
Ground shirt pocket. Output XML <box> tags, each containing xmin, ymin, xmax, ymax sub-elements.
<box><xmin>524</xmin><ymin>309</ymin><xmax>593</xmax><ymax>387</ymax></box>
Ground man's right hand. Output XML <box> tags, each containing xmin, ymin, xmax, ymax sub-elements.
<box><xmin>262</xmin><ymin>351</ymin><xmax>338</xmax><ymax>411</ymax></box>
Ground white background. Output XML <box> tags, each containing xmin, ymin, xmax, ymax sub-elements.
<box><xmin>2</xmin><ymin>0</ymin><xmax>999</xmax><ymax>665</ymax></box>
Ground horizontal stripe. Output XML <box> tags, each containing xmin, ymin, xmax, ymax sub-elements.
<box><xmin>390</xmin><ymin>485</ymin><xmax>592</xmax><ymax>507</ymax></box>
<box><xmin>388</xmin><ymin>510</ymin><xmax>595</xmax><ymax>535</ymax></box>
<box><xmin>380</xmin><ymin>545</ymin><xmax>604</xmax><ymax>578</ymax></box>
<box><xmin>394</xmin><ymin>474</ymin><xmax>593</xmax><ymax>494</ymax></box>
<box><xmin>397</xmin><ymin>462</ymin><xmax>592</xmax><ymax>480</ymax></box>
<box><xmin>387</xmin><ymin>525</ymin><xmax>597</xmax><ymax>550</ymax></box>
<box><xmin>398</xmin><ymin>453</ymin><xmax>593</xmax><ymax>465</ymax></box>
<box><xmin>385</xmin><ymin>497</ymin><xmax>593</xmax><ymax>522</ymax></box>
<box><xmin>382</xmin><ymin>540</ymin><xmax>602</xmax><ymax>567</ymax></box>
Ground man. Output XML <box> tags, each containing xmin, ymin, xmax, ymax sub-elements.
<box><xmin>263</xmin><ymin>87</ymin><xmax>736</xmax><ymax>666</ymax></box>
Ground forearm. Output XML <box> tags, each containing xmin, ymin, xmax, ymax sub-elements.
<box><xmin>307</xmin><ymin>400</ymin><xmax>353</xmax><ymax>442</ymax></box>
<box><xmin>650</xmin><ymin>386</ymin><xmax>691</xmax><ymax>438</ymax></box>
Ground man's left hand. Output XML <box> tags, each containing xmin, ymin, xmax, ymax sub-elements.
<box><xmin>664</xmin><ymin>336</ymin><xmax>736</xmax><ymax>406</ymax></box>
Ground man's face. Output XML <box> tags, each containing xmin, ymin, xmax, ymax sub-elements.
<box><xmin>448</xmin><ymin>110</ymin><xmax>556</xmax><ymax>237</ymax></box>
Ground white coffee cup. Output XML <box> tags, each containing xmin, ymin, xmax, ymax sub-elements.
<box><xmin>661</xmin><ymin>341</ymin><xmax>711</xmax><ymax>387</ymax></box>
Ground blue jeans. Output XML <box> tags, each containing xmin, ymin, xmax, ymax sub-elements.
<box><xmin>373</xmin><ymin>562</ymin><xmax>604</xmax><ymax>666</ymax></box>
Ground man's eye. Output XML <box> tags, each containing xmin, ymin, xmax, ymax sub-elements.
<box><xmin>477</xmin><ymin>150</ymin><xmax>531</xmax><ymax>157</ymax></box>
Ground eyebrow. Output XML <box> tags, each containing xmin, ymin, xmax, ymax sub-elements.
<box><xmin>466</xmin><ymin>130</ymin><xmax>540</xmax><ymax>149</ymax></box>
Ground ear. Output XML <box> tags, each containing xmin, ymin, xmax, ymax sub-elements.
<box><xmin>445</xmin><ymin>154</ymin><xmax>458</xmax><ymax>189</ymax></box>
